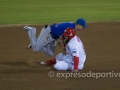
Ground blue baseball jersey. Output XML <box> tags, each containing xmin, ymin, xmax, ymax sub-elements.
<box><xmin>50</xmin><ymin>22</ymin><xmax>75</xmax><ymax>40</ymax></box>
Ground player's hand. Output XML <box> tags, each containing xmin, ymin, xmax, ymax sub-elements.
<box><xmin>72</xmin><ymin>70</ymin><xmax>78</xmax><ymax>73</ymax></box>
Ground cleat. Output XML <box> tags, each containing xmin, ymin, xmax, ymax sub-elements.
<box><xmin>40</xmin><ymin>59</ymin><xmax>56</xmax><ymax>66</ymax></box>
<box><xmin>28</xmin><ymin>43</ymin><xmax>32</xmax><ymax>49</ymax></box>
<box><xmin>40</xmin><ymin>61</ymin><xmax>47</xmax><ymax>65</ymax></box>
<box><xmin>23</xmin><ymin>26</ymin><xmax>32</xmax><ymax>31</ymax></box>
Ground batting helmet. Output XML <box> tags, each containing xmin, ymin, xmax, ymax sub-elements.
<box><xmin>63</xmin><ymin>28</ymin><xmax>76</xmax><ymax>39</ymax></box>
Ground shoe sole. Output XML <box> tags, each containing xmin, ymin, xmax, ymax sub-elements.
<box><xmin>23</xmin><ymin>26</ymin><xmax>32</xmax><ymax>31</ymax></box>
<box><xmin>40</xmin><ymin>62</ymin><xmax>47</xmax><ymax>65</ymax></box>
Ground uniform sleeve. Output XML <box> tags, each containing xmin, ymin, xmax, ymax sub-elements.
<box><xmin>70</xmin><ymin>48</ymin><xmax>79</xmax><ymax>57</ymax></box>
<box><xmin>74</xmin><ymin>56</ymin><xmax>79</xmax><ymax>70</ymax></box>
<box><xmin>69</xmin><ymin>44</ymin><xmax>80</xmax><ymax>70</ymax></box>
<box><xmin>71</xmin><ymin>47</ymin><xmax>79</xmax><ymax>70</ymax></box>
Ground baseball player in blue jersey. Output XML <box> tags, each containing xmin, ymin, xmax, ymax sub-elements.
<box><xmin>23</xmin><ymin>18</ymin><xmax>88</xmax><ymax>56</ymax></box>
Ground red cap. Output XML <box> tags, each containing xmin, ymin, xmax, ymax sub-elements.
<box><xmin>63</xmin><ymin>28</ymin><xmax>76</xmax><ymax>39</ymax></box>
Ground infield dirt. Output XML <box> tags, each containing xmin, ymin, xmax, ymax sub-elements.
<box><xmin>0</xmin><ymin>22</ymin><xmax>120</xmax><ymax>90</ymax></box>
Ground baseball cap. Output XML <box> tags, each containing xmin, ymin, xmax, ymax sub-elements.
<box><xmin>75</xmin><ymin>18</ymin><xmax>88</xmax><ymax>28</ymax></box>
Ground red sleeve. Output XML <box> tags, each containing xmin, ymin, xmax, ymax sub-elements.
<box><xmin>74</xmin><ymin>56</ymin><xmax>79</xmax><ymax>70</ymax></box>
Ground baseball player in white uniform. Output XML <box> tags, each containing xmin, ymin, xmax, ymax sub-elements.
<box><xmin>41</xmin><ymin>28</ymin><xmax>86</xmax><ymax>72</ymax></box>
<box><xmin>23</xmin><ymin>18</ymin><xmax>87</xmax><ymax>57</ymax></box>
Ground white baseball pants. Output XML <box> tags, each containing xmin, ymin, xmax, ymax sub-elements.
<box><xmin>54</xmin><ymin>53</ymin><xmax>86</xmax><ymax>71</ymax></box>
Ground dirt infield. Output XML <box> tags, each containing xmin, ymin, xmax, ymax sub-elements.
<box><xmin>0</xmin><ymin>22</ymin><xmax>120</xmax><ymax>90</ymax></box>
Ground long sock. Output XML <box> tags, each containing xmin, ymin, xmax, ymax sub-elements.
<box><xmin>46</xmin><ymin>58</ymin><xmax>56</xmax><ymax>66</ymax></box>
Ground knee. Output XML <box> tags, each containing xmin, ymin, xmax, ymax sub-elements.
<box><xmin>54</xmin><ymin>62</ymin><xmax>62</xmax><ymax>70</ymax></box>
<box><xmin>54</xmin><ymin>61</ymin><xmax>68</xmax><ymax>71</ymax></box>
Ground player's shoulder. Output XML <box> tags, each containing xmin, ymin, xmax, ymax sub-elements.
<box><xmin>70</xmin><ymin>36</ymin><xmax>79</xmax><ymax>42</ymax></box>
<box><xmin>67</xmin><ymin>36</ymin><xmax>78</xmax><ymax>46</ymax></box>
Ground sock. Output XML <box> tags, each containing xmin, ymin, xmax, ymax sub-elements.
<box><xmin>46</xmin><ymin>58</ymin><xmax>56</xmax><ymax>66</ymax></box>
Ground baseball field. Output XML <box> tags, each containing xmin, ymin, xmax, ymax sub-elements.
<box><xmin>0</xmin><ymin>0</ymin><xmax>120</xmax><ymax>90</ymax></box>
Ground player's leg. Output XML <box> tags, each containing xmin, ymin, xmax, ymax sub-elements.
<box><xmin>26</xmin><ymin>25</ymin><xmax>48</xmax><ymax>49</ymax></box>
<box><xmin>33</xmin><ymin>25</ymin><xmax>54</xmax><ymax>52</ymax></box>
<box><xmin>54</xmin><ymin>53</ymin><xmax>85</xmax><ymax>71</ymax></box>
<box><xmin>54</xmin><ymin>61</ymin><xmax>73</xmax><ymax>70</ymax></box>
<box><xmin>27</xmin><ymin>40</ymin><xmax>56</xmax><ymax>56</ymax></box>
<box><xmin>54</xmin><ymin>53</ymin><xmax>73</xmax><ymax>70</ymax></box>
<box><xmin>24</xmin><ymin>25</ymin><xmax>54</xmax><ymax>52</ymax></box>
<box><xmin>40</xmin><ymin>53</ymin><xmax>64</xmax><ymax>66</ymax></box>
<box><xmin>40</xmin><ymin>53</ymin><xmax>69</xmax><ymax>70</ymax></box>
<box><xmin>40</xmin><ymin>53</ymin><xmax>73</xmax><ymax>70</ymax></box>
<box><xmin>41</xmin><ymin>58</ymin><xmax>56</xmax><ymax>66</ymax></box>
<box><xmin>40</xmin><ymin>53</ymin><xmax>86</xmax><ymax>71</ymax></box>
<box><xmin>24</xmin><ymin>26</ymin><xmax>37</xmax><ymax>50</ymax></box>
<box><xmin>24</xmin><ymin>26</ymin><xmax>56</xmax><ymax>56</ymax></box>
<box><xmin>54</xmin><ymin>60</ymin><xmax>84</xmax><ymax>71</ymax></box>
<box><xmin>41</xmin><ymin>40</ymin><xmax>56</xmax><ymax>56</ymax></box>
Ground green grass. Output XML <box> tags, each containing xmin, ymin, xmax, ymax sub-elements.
<box><xmin>0</xmin><ymin>0</ymin><xmax>120</xmax><ymax>25</ymax></box>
